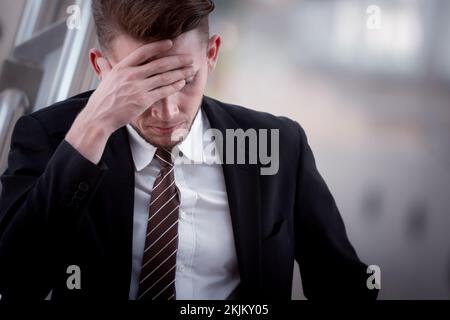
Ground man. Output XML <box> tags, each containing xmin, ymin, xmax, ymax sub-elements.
<box><xmin>0</xmin><ymin>0</ymin><xmax>377</xmax><ymax>300</ymax></box>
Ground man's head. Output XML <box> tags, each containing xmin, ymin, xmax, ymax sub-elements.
<box><xmin>89</xmin><ymin>0</ymin><xmax>220</xmax><ymax>148</ymax></box>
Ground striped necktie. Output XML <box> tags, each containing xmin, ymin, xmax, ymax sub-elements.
<box><xmin>137</xmin><ymin>148</ymin><xmax>180</xmax><ymax>300</ymax></box>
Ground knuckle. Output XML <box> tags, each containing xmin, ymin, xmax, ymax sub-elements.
<box><xmin>155</xmin><ymin>60</ymin><xmax>170</xmax><ymax>72</ymax></box>
<box><xmin>124</xmin><ymin>71</ymin><xmax>138</xmax><ymax>81</ymax></box>
<box><xmin>160</xmin><ymin>72</ymin><xmax>172</xmax><ymax>83</ymax></box>
<box><xmin>136</xmin><ymin>51</ymin><xmax>146</xmax><ymax>63</ymax></box>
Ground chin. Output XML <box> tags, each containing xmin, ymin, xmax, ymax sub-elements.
<box><xmin>134</xmin><ymin>121</ymin><xmax>190</xmax><ymax>149</ymax></box>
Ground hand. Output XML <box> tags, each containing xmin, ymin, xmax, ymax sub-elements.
<box><xmin>66</xmin><ymin>40</ymin><xmax>194</xmax><ymax>164</ymax></box>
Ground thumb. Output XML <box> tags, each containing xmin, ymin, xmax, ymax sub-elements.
<box><xmin>96</xmin><ymin>57</ymin><xmax>112</xmax><ymax>80</ymax></box>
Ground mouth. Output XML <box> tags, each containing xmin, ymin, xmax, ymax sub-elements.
<box><xmin>148</xmin><ymin>122</ymin><xmax>185</xmax><ymax>135</ymax></box>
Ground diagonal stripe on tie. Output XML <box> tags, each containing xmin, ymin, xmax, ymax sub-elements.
<box><xmin>137</xmin><ymin>148</ymin><xmax>180</xmax><ymax>301</ymax></box>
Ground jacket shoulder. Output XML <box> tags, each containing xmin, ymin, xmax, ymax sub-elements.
<box><xmin>27</xmin><ymin>90</ymin><xmax>94</xmax><ymax>135</ymax></box>
<box><xmin>203</xmin><ymin>95</ymin><xmax>302</xmax><ymax>135</ymax></box>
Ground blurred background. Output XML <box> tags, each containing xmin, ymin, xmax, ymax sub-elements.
<box><xmin>0</xmin><ymin>0</ymin><xmax>449</xmax><ymax>299</ymax></box>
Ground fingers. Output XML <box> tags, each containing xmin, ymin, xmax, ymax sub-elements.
<box><xmin>145</xmin><ymin>80</ymin><xmax>186</xmax><ymax>105</ymax></box>
<box><xmin>133</xmin><ymin>55</ymin><xmax>194</xmax><ymax>79</ymax></box>
<box><xmin>117</xmin><ymin>40</ymin><xmax>173</xmax><ymax>68</ymax></box>
<box><xmin>140</xmin><ymin>66</ymin><xmax>196</xmax><ymax>92</ymax></box>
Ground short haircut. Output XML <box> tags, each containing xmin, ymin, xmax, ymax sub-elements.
<box><xmin>92</xmin><ymin>0</ymin><xmax>215</xmax><ymax>51</ymax></box>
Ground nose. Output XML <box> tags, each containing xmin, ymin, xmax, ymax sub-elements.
<box><xmin>151</xmin><ymin>94</ymin><xmax>180</xmax><ymax>122</ymax></box>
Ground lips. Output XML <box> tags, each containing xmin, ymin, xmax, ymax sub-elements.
<box><xmin>149</xmin><ymin>122</ymin><xmax>185</xmax><ymax>135</ymax></box>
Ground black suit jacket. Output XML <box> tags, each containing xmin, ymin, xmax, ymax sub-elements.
<box><xmin>0</xmin><ymin>90</ymin><xmax>377</xmax><ymax>300</ymax></box>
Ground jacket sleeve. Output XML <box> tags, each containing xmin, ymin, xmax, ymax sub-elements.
<box><xmin>0</xmin><ymin>114</ymin><xmax>108</xmax><ymax>300</ymax></box>
<box><xmin>293</xmin><ymin>122</ymin><xmax>378</xmax><ymax>300</ymax></box>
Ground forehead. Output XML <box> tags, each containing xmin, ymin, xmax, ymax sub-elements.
<box><xmin>110</xmin><ymin>29</ymin><xmax>203</xmax><ymax>63</ymax></box>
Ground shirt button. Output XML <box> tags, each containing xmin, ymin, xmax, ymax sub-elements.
<box><xmin>180</xmin><ymin>212</ymin><xmax>187</xmax><ymax>220</ymax></box>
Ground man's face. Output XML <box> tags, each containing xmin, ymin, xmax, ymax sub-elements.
<box><xmin>100</xmin><ymin>29</ymin><xmax>220</xmax><ymax>148</ymax></box>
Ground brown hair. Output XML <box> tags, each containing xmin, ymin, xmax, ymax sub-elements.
<box><xmin>92</xmin><ymin>0</ymin><xmax>215</xmax><ymax>51</ymax></box>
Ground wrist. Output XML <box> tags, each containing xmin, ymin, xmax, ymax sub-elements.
<box><xmin>65</xmin><ymin>120</ymin><xmax>111</xmax><ymax>164</ymax></box>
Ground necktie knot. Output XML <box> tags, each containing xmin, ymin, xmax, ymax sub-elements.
<box><xmin>155</xmin><ymin>148</ymin><xmax>174</xmax><ymax>168</ymax></box>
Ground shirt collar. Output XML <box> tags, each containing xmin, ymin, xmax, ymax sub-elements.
<box><xmin>175</xmin><ymin>108</ymin><xmax>205</xmax><ymax>164</ymax></box>
<box><xmin>126</xmin><ymin>108</ymin><xmax>206</xmax><ymax>172</ymax></box>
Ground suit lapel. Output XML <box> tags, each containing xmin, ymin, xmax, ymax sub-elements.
<box><xmin>202</xmin><ymin>97</ymin><xmax>263</xmax><ymax>295</ymax></box>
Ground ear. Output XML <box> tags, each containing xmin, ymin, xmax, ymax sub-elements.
<box><xmin>206</xmin><ymin>34</ymin><xmax>221</xmax><ymax>73</ymax></box>
<box><xmin>89</xmin><ymin>48</ymin><xmax>112</xmax><ymax>81</ymax></box>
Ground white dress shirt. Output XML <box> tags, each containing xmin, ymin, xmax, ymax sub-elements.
<box><xmin>126</xmin><ymin>109</ymin><xmax>241</xmax><ymax>300</ymax></box>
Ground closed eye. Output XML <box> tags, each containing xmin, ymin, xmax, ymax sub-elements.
<box><xmin>185</xmin><ymin>73</ymin><xmax>197</xmax><ymax>85</ymax></box>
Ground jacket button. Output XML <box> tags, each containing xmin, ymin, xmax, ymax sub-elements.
<box><xmin>74</xmin><ymin>191</ymin><xmax>86</xmax><ymax>200</ymax></box>
<box><xmin>78</xmin><ymin>182</ymin><xmax>90</xmax><ymax>192</ymax></box>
